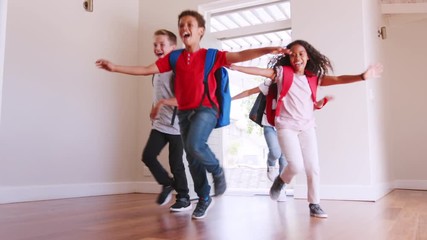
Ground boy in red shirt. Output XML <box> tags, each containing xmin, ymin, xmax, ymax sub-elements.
<box><xmin>96</xmin><ymin>9</ymin><xmax>289</xmax><ymax>219</ymax></box>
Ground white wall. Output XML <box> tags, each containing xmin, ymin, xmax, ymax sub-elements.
<box><xmin>363</xmin><ymin>0</ymin><xmax>392</xmax><ymax>197</ymax></box>
<box><xmin>0</xmin><ymin>0</ymin><xmax>140</xmax><ymax>203</ymax></box>
<box><xmin>0</xmin><ymin>0</ymin><xmax>7</xmax><ymax>121</ymax></box>
<box><xmin>382</xmin><ymin>13</ymin><xmax>427</xmax><ymax>189</ymax></box>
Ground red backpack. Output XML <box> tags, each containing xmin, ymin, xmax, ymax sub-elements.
<box><xmin>265</xmin><ymin>66</ymin><xmax>319</xmax><ymax>126</ymax></box>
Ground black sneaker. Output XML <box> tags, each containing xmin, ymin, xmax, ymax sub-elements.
<box><xmin>170</xmin><ymin>198</ymin><xmax>192</xmax><ymax>212</ymax></box>
<box><xmin>269</xmin><ymin>176</ymin><xmax>285</xmax><ymax>200</ymax></box>
<box><xmin>309</xmin><ymin>204</ymin><xmax>328</xmax><ymax>218</ymax></box>
<box><xmin>213</xmin><ymin>169</ymin><xmax>227</xmax><ymax>196</ymax></box>
<box><xmin>156</xmin><ymin>185</ymin><xmax>173</xmax><ymax>205</ymax></box>
<box><xmin>192</xmin><ymin>197</ymin><xmax>214</xmax><ymax>219</ymax></box>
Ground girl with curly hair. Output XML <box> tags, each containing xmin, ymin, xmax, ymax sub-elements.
<box><xmin>230</xmin><ymin>39</ymin><xmax>382</xmax><ymax>218</ymax></box>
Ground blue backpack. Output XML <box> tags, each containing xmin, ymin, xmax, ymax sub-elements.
<box><xmin>169</xmin><ymin>48</ymin><xmax>231</xmax><ymax>128</ymax></box>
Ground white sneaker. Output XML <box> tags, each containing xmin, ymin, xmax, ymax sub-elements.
<box><xmin>267</xmin><ymin>166</ymin><xmax>278</xmax><ymax>182</ymax></box>
<box><xmin>277</xmin><ymin>189</ymin><xmax>287</xmax><ymax>202</ymax></box>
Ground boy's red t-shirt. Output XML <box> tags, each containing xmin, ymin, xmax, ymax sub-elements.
<box><xmin>156</xmin><ymin>48</ymin><xmax>228</xmax><ymax>111</ymax></box>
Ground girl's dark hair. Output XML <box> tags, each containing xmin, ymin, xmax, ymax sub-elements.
<box><xmin>270</xmin><ymin>40</ymin><xmax>333</xmax><ymax>79</ymax></box>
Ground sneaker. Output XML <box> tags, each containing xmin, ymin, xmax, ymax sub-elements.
<box><xmin>170</xmin><ymin>198</ymin><xmax>192</xmax><ymax>212</ymax></box>
<box><xmin>309</xmin><ymin>204</ymin><xmax>328</xmax><ymax>218</ymax></box>
<box><xmin>277</xmin><ymin>189</ymin><xmax>287</xmax><ymax>202</ymax></box>
<box><xmin>213</xmin><ymin>169</ymin><xmax>227</xmax><ymax>196</ymax></box>
<box><xmin>267</xmin><ymin>166</ymin><xmax>279</xmax><ymax>182</ymax></box>
<box><xmin>192</xmin><ymin>197</ymin><xmax>214</xmax><ymax>219</ymax></box>
<box><xmin>156</xmin><ymin>185</ymin><xmax>173</xmax><ymax>205</ymax></box>
<box><xmin>269</xmin><ymin>176</ymin><xmax>285</xmax><ymax>200</ymax></box>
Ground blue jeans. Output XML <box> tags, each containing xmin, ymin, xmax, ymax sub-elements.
<box><xmin>178</xmin><ymin>107</ymin><xmax>222</xmax><ymax>199</ymax></box>
<box><xmin>263</xmin><ymin>126</ymin><xmax>287</xmax><ymax>173</ymax></box>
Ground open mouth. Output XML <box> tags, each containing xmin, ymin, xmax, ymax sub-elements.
<box><xmin>156</xmin><ymin>52</ymin><xmax>164</xmax><ymax>57</ymax></box>
<box><xmin>182</xmin><ymin>32</ymin><xmax>190</xmax><ymax>39</ymax></box>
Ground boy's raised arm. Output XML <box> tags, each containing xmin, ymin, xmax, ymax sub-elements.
<box><xmin>225</xmin><ymin>46</ymin><xmax>290</xmax><ymax>64</ymax></box>
<box><xmin>95</xmin><ymin>59</ymin><xmax>159</xmax><ymax>76</ymax></box>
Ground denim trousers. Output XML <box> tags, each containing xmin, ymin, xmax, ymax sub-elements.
<box><xmin>178</xmin><ymin>107</ymin><xmax>222</xmax><ymax>199</ymax></box>
<box><xmin>263</xmin><ymin>126</ymin><xmax>287</xmax><ymax>173</ymax></box>
<box><xmin>142</xmin><ymin>129</ymin><xmax>189</xmax><ymax>200</ymax></box>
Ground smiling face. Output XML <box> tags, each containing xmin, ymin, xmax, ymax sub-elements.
<box><xmin>289</xmin><ymin>44</ymin><xmax>309</xmax><ymax>75</ymax></box>
<box><xmin>153</xmin><ymin>34</ymin><xmax>176</xmax><ymax>59</ymax></box>
<box><xmin>178</xmin><ymin>15</ymin><xmax>205</xmax><ymax>51</ymax></box>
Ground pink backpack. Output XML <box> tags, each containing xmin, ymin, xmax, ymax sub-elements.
<box><xmin>265</xmin><ymin>66</ymin><xmax>319</xmax><ymax>126</ymax></box>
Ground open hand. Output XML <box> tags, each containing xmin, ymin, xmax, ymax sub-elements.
<box><xmin>272</xmin><ymin>47</ymin><xmax>292</xmax><ymax>55</ymax></box>
<box><xmin>362</xmin><ymin>63</ymin><xmax>383</xmax><ymax>80</ymax></box>
<box><xmin>95</xmin><ymin>59</ymin><xmax>115</xmax><ymax>72</ymax></box>
<box><xmin>150</xmin><ymin>101</ymin><xmax>164</xmax><ymax>120</ymax></box>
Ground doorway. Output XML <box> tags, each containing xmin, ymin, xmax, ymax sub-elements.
<box><xmin>202</xmin><ymin>0</ymin><xmax>292</xmax><ymax>194</ymax></box>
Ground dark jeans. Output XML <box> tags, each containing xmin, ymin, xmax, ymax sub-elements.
<box><xmin>142</xmin><ymin>129</ymin><xmax>189</xmax><ymax>200</ymax></box>
<box><xmin>178</xmin><ymin>107</ymin><xmax>222</xmax><ymax>199</ymax></box>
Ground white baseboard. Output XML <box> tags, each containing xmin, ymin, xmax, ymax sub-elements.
<box><xmin>2</xmin><ymin>180</ymin><xmax>426</xmax><ymax>204</ymax></box>
<box><xmin>0</xmin><ymin>182</ymin><xmax>137</xmax><ymax>204</ymax></box>
<box><xmin>293</xmin><ymin>182</ymin><xmax>394</xmax><ymax>202</ymax></box>
<box><xmin>393</xmin><ymin>179</ymin><xmax>427</xmax><ymax>190</ymax></box>
<box><xmin>226</xmin><ymin>188</ymin><xmax>294</xmax><ymax>197</ymax></box>
<box><xmin>135</xmin><ymin>182</ymin><xmax>199</xmax><ymax>200</ymax></box>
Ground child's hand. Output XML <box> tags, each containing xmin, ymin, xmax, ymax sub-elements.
<box><xmin>362</xmin><ymin>63</ymin><xmax>383</xmax><ymax>80</ymax></box>
<box><xmin>150</xmin><ymin>105</ymin><xmax>160</xmax><ymax>120</ymax></box>
<box><xmin>95</xmin><ymin>59</ymin><xmax>115</xmax><ymax>72</ymax></box>
<box><xmin>150</xmin><ymin>100</ymin><xmax>165</xmax><ymax>120</ymax></box>
<box><xmin>315</xmin><ymin>95</ymin><xmax>334</xmax><ymax>109</ymax></box>
<box><xmin>324</xmin><ymin>95</ymin><xmax>334</xmax><ymax>102</ymax></box>
<box><xmin>272</xmin><ymin>47</ymin><xmax>292</xmax><ymax>55</ymax></box>
<box><xmin>229</xmin><ymin>64</ymin><xmax>238</xmax><ymax>71</ymax></box>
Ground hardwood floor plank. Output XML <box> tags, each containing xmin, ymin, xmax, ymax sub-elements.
<box><xmin>1</xmin><ymin>190</ymin><xmax>427</xmax><ymax>240</ymax></box>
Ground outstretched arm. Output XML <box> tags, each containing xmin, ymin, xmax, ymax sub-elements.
<box><xmin>226</xmin><ymin>47</ymin><xmax>290</xmax><ymax>65</ymax></box>
<box><xmin>150</xmin><ymin>97</ymin><xmax>178</xmax><ymax>120</ymax></box>
<box><xmin>95</xmin><ymin>59</ymin><xmax>159</xmax><ymax>76</ymax></box>
<box><xmin>321</xmin><ymin>63</ymin><xmax>383</xmax><ymax>86</ymax></box>
<box><xmin>230</xmin><ymin>65</ymin><xmax>275</xmax><ymax>79</ymax></box>
<box><xmin>232</xmin><ymin>86</ymin><xmax>260</xmax><ymax>100</ymax></box>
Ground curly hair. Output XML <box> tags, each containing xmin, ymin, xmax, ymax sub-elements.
<box><xmin>271</xmin><ymin>40</ymin><xmax>333</xmax><ymax>79</ymax></box>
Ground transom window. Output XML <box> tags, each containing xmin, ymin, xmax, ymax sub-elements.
<box><xmin>207</xmin><ymin>0</ymin><xmax>291</xmax><ymax>66</ymax></box>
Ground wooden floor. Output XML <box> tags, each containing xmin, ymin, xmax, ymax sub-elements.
<box><xmin>1</xmin><ymin>189</ymin><xmax>427</xmax><ymax>240</ymax></box>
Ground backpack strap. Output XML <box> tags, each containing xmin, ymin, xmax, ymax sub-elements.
<box><xmin>201</xmin><ymin>48</ymin><xmax>218</xmax><ymax>112</ymax></box>
<box><xmin>170</xmin><ymin>107</ymin><xmax>178</xmax><ymax>125</ymax></box>
<box><xmin>204</xmin><ymin>48</ymin><xmax>217</xmax><ymax>79</ymax></box>
<box><xmin>275</xmin><ymin>66</ymin><xmax>294</xmax><ymax>117</ymax></box>
<box><xmin>169</xmin><ymin>49</ymin><xmax>184</xmax><ymax>72</ymax></box>
<box><xmin>168</xmin><ymin>49</ymin><xmax>183</xmax><ymax>125</ymax></box>
<box><xmin>306</xmin><ymin>72</ymin><xmax>318</xmax><ymax>103</ymax></box>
